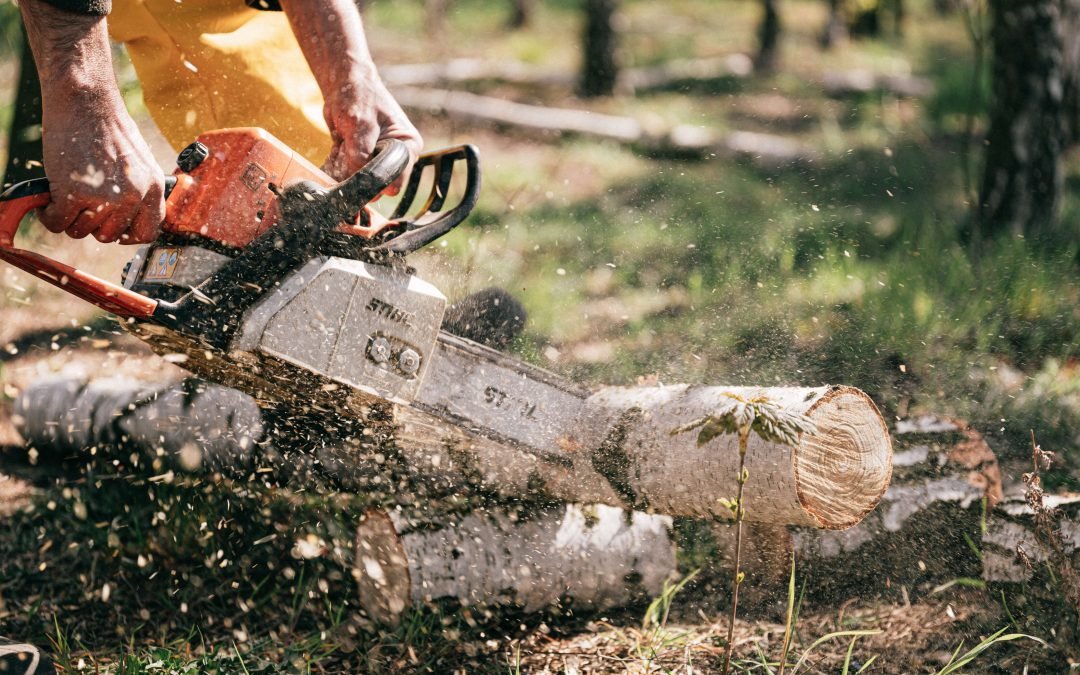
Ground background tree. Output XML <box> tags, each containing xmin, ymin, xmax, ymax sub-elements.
<box><xmin>820</xmin><ymin>0</ymin><xmax>849</xmax><ymax>48</ymax></box>
<box><xmin>425</xmin><ymin>0</ymin><xmax>450</xmax><ymax>38</ymax></box>
<box><xmin>580</xmin><ymin>0</ymin><xmax>619</xmax><ymax>97</ymax></box>
<box><xmin>508</xmin><ymin>0</ymin><xmax>534</xmax><ymax>29</ymax></box>
<box><xmin>756</xmin><ymin>0</ymin><xmax>782</xmax><ymax>71</ymax></box>
<box><xmin>976</xmin><ymin>0</ymin><xmax>1080</xmax><ymax>245</ymax></box>
<box><xmin>1064</xmin><ymin>0</ymin><xmax>1080</xmax><ymax>145</ymax></box>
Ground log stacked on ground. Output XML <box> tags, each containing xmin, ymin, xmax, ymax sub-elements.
<box><xmin>13</xmin><ymin>375</ymin><xmax>894</xmax><ymax>621</ymax></box>
<box><xmin>982</xmin><ymin>490</ymin><xmax>1080</xmax><ymax>584</ymax></box>
<box><xmin>15</xmin><ymin>378</ymin><xmax>893</xmax><ymax>529</ymax></box>
<box><xmin>981</xmin><ymin>489</ymin><xmax>1080</xmax><ymax>655</ymax></box>
<box><xmin>355</xmin><ymin>504</ymin><xmax>676</xmax><ymax>625</ymax></box>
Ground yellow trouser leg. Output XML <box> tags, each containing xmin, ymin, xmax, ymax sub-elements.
<box><xmin>108</xmin><ymin>0</ymin><xmax>331</xmax><ymax>165</ymax></box>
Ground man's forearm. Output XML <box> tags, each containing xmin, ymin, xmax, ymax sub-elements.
<box><xmin>278</xmin><ymin>0</ymin><xmax>378</xmax><ymax>107</ymax></box>
<box><xmin>21</xmin><ymin>2</ymin><xmax>121</xmax><ymax>107</ymax></box>
<box><xmin>18</xmin><ymin>1</ymin><xmax>166</xmax><ymax>244</ymax></box>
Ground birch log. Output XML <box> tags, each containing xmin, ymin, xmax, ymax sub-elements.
<box><xmin>15</xmin><ymin>378</ymin><xmax>891</xmax><ymax>529</ymax></box>
<box><xmin>355</xmin><ymin>504</ymin><xmax>676</xmax><ymax>625</ymax></box>
<box><xmin>982</xmin><ymin>490</ymin><xmax>1080</xmax><ymax>584</ymax></box>
<box><xmin>578</xmin><ymin>385</ymin><xmax>892</xmax><ymax>528</ymax></box>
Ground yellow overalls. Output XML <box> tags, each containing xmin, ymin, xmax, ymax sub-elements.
<box><xmin>107</xmin><ymin>0</ymin><xmax>331</xmax><ymax>164</ymax></box>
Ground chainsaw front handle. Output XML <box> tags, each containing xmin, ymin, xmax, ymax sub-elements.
<box><xmin>0</xmin><ymin>176</ymin><xmax>178</xmax><ymax>319</ymax></box>
<box><xmin>323</xmin><ymin>139</ymin><xmax>413</xmax><ymax>227</ymax></box>
<box><xmin>380</xmin><ymin>144</ymin><xmax>480</xmax><ymax>256</ymax></box>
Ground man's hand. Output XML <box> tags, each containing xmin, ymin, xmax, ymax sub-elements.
<box><xmin>281</xmin><ymin>0</ymin><xmax>422</xmax><ymax>191</ymax></box>
<box><xmin>21</xmin><ymin>2</ymin><xmax>165</xmax><ymax>244</ymax></box>
<box><xmin>321</xmin><ymin>79</ymin><xmax>422</xmax><ymax>187</ymax></box>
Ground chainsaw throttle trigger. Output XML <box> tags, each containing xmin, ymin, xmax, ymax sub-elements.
<box><xmin>0</xmin><ymin>176</ymin><xmax>178</xmax><ymax>318</ymax></box>
<box><xmin>375</xmin><ymin>144</ymin><xmax>481</xmax><ymax>256</ymax></box>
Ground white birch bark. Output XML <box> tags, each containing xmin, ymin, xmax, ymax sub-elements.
<box><xmin>982</xmin><ymin>491</ymin><xmax>1080</xmax><ymax>584</ymax></box>
<box><xmin>354</xmin><ymin>504</ymin><xmax>676</xmax><ymax>626</ymax></box>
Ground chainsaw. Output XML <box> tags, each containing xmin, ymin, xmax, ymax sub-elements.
<box><xmin>0</xmin><ymin>128</ymin><xmax>893</xmax><ymax>529</ymax></box>
<box><xmin>0</xmin><ymin>129</ymin><xmax>587</xmax><ymax>460</ymax></box>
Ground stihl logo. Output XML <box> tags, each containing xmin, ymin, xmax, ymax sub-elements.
<box><xmin>366</xmin><ymin>297</ymin><xmax>413</xmax><ymax>326</ymax></box>
<box><xmin>241</xmin><ymin>162</ymin><xmax>268</xmax><ymax>192</ymax></box>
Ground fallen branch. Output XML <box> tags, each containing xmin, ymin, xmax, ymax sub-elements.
<box><xmin>380</xmin><ymin>55</ymin><xmax>754</xmax><ymax>93</ymax></box>
<box><xmin>822</xmin><ymin>69</ymin><xmax>935</xmax><ymax>98</ymax></box>
<box><xmin>393</xmin><ymin>87</ymin><xmax>818</xmax><ymax>165</ymax></box>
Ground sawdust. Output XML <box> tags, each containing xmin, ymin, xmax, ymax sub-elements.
<box><xmin>508</xmin><ymin>596</ymin><xmax>1003</xmax><ymax>674</ymax></box>
<box><xmin>0</xmin><ymin>473</ymin><xmax>31</xmax><ymax>517</ymax></box>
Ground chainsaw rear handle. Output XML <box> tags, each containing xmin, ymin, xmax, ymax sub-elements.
<box><xmin>0</xmin><ymin>175</ymin><xmax>178</xmax><ymax>244</ymax></box>
<box><xmin>0</xmin><ymin>176</ymin><xmax>179</xmax><ymax>319</ymax></box>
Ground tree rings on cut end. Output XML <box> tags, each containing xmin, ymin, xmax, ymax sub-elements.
<box><xmin>796</xmin><ymin>386</ymin><xmax>893</xmax><ymax>529</ymax></box>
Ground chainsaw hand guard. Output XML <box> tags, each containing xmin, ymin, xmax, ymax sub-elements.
<box><xmin>381</xmin><ymin>144</ymin><xmax>480</xmax><ymax>256</ymax></box>
<box><xmin>317</xmin><ymin>144</ymin><xmax>481</xmax><ymax>261</ymax></box>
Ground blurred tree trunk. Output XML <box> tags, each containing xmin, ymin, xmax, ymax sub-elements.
<box><xmin>756</xmin><ymin>0</ymin><xmax>782</xmax><ymax>71</ymax></box>
<box><xmin>976</xmin><ymin>0</ymin><xmax>1078</xmax><ymax>244</ymax></box>
<box><xmin>820</xmin><ymin>0</ymin><xmax>849</xmax><ymax>48</ymax></box>
<box><xmin>1065</xmin><ymin>0</ymin><xmax>1080</xmax><ymax>144</ymax></box>
<box><xmin>425</xmin><ymin>0</ymin><xmax>450</xmax><ymax>36</ymax></box>
<box><xmin>508</xmin><ymin>0</ymin><xmax>533</xmax><ymax>29</ymax></box>
<box><xmin>580</xmin><ymin>0</ymin><xmax>619</xmax><ymax>97</ymax></box>
<box><xmin>2</xmin><ymin>28</ymin><xmax>45</xmax><ymax>189</ymax></box>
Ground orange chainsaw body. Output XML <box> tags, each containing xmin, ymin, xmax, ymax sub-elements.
<box><xmin>164</xmin><ymin>128</ymin><xmax>392</xmax><ymax>248</ymax></box>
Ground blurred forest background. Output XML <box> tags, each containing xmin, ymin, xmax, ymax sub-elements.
<box><xmin>0</xmin><ymin>0</ymin><xmax>1077</xmax><ymax>671</ymax></box>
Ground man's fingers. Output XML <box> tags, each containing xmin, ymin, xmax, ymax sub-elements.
<box><xmin>119</xmin><ymin>180</ymin><xmax>166</xmax><ymax>245</ymax></box>
<box><xmin>38</xmin><ymin>202</ymin><xmax>78</xmax><ymax>234</ymax></box>
<box><xmin>65</xmin><ymin>206</ymin><xmax>110</xmax><ymax>240</ymax></box>
<box><xmin>321</xmin><ymin>145</ymin><xmax>349</xmax><ymax>182</ymax></box>
<box><xmin>93</xmin><ymin>203</ymin><xmax>138</xmax><ymax>243</ymax></box>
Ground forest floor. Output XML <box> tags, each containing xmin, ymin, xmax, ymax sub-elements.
<box><xmin>0</xmin><ymin>0</ymin><xmax>1078</xmax><ymax>671</ymax></box>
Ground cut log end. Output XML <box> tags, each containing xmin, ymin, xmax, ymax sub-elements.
<box><xmin>796</xmin><ymin>387</ymin><xmax>893</xmax><ymax>530</ymax></box>
<box><xmin>355</xmin><ymin>510</ymin><xmax>413</xmax><ymax>625</ymax></box>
